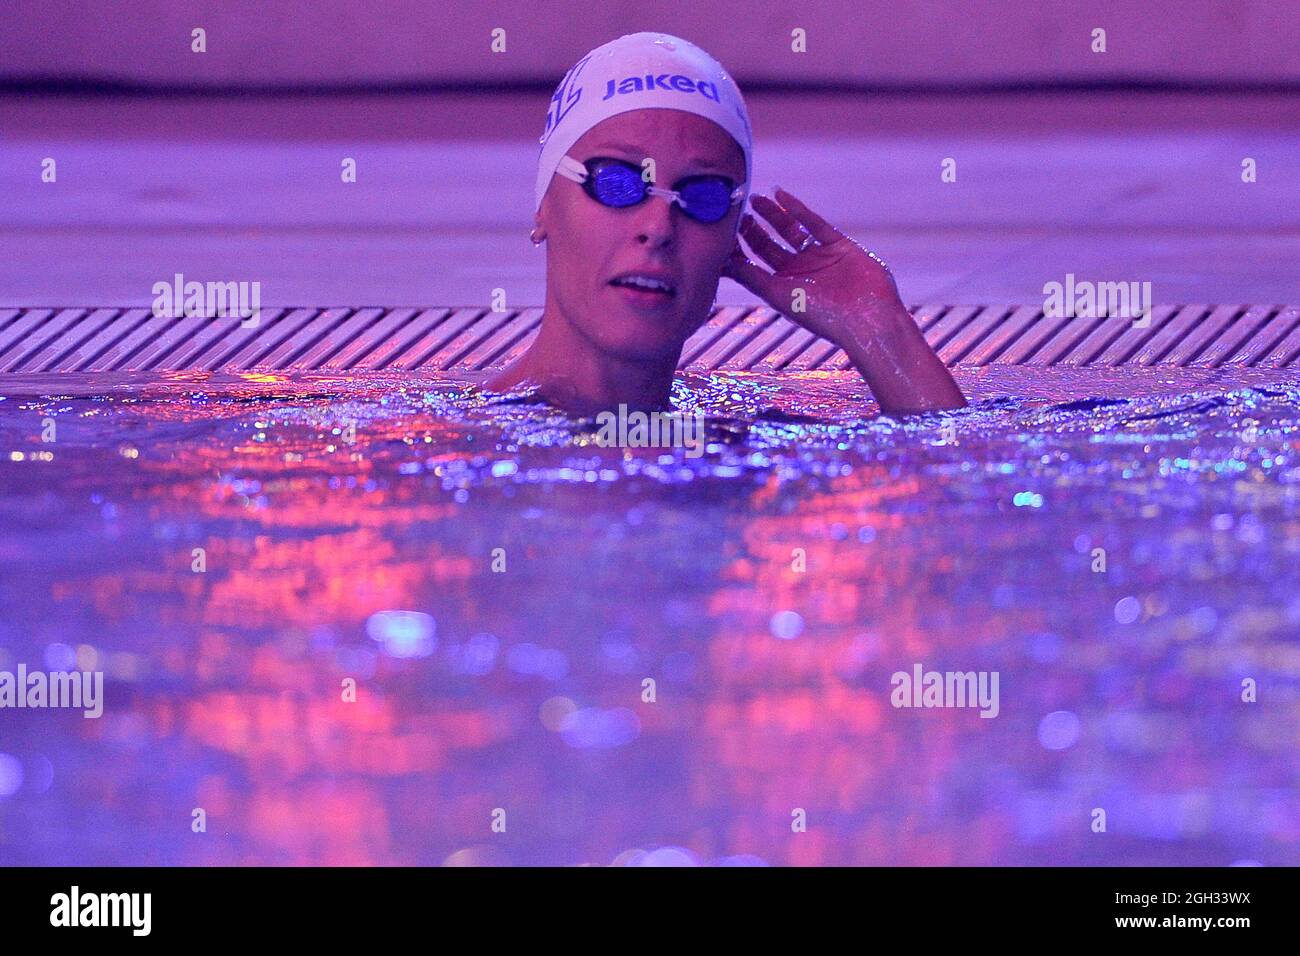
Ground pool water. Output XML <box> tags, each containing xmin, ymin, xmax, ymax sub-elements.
<box><xmin>0</xmin><ymin>366</ymin><xmax>1298</xmax><ymax>865</ymax></box>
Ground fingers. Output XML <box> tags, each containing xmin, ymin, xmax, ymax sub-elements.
<box><xmin>722</xmin><ymin>246</ymin><xmax>786</xmax><ymax>304</ymax></box>
<box><xmin>739</xmin><ymin>213</ymin><xmax>796</xmax><ymax>272</ymax></box>
<box><xmin>773</xmin><ymin>187</ymin><xmax>846</xmax><ymax>245</ymax></box>
<box><xmin>749</xmin><ymin>195</ymin><xmax>814</xmax><ymax>252</ymax></box>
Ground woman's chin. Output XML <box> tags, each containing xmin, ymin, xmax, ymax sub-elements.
<box><xmin>581</xmin><ymin>312</ymin><xmax>684</xmax><ymax>358</ymax></box>
<box><xmin>592</xmin><ymin>324</ymin><xmax>687</xmax><ymax>363</ymax></box>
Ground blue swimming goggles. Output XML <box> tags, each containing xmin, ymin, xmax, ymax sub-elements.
<box><xmin>555</xmin><ymin>154</ymin><xmax>745</xmax><ymax>224</ymax></box>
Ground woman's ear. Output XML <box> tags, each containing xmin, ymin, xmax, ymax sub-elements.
<box><xmin>534</xmin><ymin>191</ymin><xmax>557</xmax><ymax>238</ymax></box>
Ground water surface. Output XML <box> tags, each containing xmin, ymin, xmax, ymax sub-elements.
<box><xmin>0</xmin><ymin>366</ymin><xmax>1297</xmax><ymax>865</ymax></box>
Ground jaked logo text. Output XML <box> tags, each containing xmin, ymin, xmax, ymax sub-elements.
<box><xmin>603</xmin><ymin>74</ymin><xmax>722</xmax><ymax>102</ymax></box>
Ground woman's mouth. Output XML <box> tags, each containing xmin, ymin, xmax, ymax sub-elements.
<box><xmin>609</xmin><ymin>274</ymin><xmax>677</xmax><ymax>309</ymax></box>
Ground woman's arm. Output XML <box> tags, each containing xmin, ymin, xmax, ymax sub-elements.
<box><xmin>722</xmin><ymin>187</ymin><xmax>967</xmax><ymax>416</ymax></box>
<box><xmin>839</xmin><ymin>301</ymin><xmax>967</xmax><ymax>415</ymax></box>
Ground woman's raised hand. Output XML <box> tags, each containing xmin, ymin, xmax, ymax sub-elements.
<box><xmin>722</xmin><ymin>187</ymin><xmax>967</xmax><ymax>415</ymax></box>
<box><xmin>722</xmin><ymin>187</ymin><xmax>907</xmax><ymax>354</ymax></box>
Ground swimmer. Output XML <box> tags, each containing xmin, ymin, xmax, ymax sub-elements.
<box><xmin>486</xmin><ymin>32</ymin><xmax>967</xmax><ymax>418</ymax></box>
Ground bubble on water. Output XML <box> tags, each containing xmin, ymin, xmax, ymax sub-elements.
<box><xmin>0</xmin><ymin>753</ymin><xmax>23</xmax><ymax>796</ymax></box>
<box><xmin>30</xmin><ymin>755</ymin><xmax>54</xmax><ymax>794</ymax></box>
<box><xmin>456</xmin><ymin>632</ymin><xmax>499</xmax><ymax>676</ymax></box>
<box><xmin>610</xmin><ymin>848</ymin><xmax>649</xmax><ymax>866</ymax></box>
<box><xmin>770</xmin><ymin>610</ymin><xmax>804</xmax><ymax>640</ymax></box>
<box><xmin>1038</xmin><ymin>710</ymin><xmax>1081</xmax><ymax>750</ymax></box>
<box><xmin>635</xmin><ymin>846</ymin><xmax>699</xmax><ymax>866</ymax></box>
<box><xmin>506</xmin><ymin>642</ymin><xmax>567</xmax><ymax>679</ymax></box>
<box><xmin>600</xmin><ymin>639</ymin><xmax>639</xmax><ymax>674</ymax></box>
<box><xmin>442</xmin><ymin>846</ymin><xmax>508</xmax><ymax>866</ymax></box>
<box><xmin>366</xmin><ymin>610</ymin><xmax>436</xmax><ymax>659</ymax></box>
<box><xmin>507</xmin><ymin>642</ymin><xmax>542</xmax><ymax>675</ymax></box>
<box><xmin>558</xmin><ymin>707</ymin><xmax>640</xmax><ymax>748</ymax></box>
<box><xmin>539</xmin><ymin>696</ymin><xmax>577</xmax><ymax>731</ymax></box>
<box><xmin>44</xmin><ymin>642</ymin><xmax>77</xmax><ymax>670</ymax></box>
<box><xmin>1114</xmin><ymin>596</ymin><xmax>1142</xmax><ymax>624</ymax></box>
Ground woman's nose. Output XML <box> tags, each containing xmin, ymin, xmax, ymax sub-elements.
<box><xmin>634</xmin><ymin>193</ymin><xmax>676</xmax><ymax>247</ymax></box>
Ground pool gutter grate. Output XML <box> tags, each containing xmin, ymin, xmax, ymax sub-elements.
<box><xmin>0</xmin><ymin>305</ymin><xmax>1297</xmax><ymax>374</ymax></box>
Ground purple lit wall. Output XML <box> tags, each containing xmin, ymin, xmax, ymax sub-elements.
<box><xmin>4</xmin><ymin>0</ymin><xmax>1300</xmax><ymax>88</ymax></box>
<box><xmin>2</xmin><ymin>3</ymin><xmax>1298</xmax><ymax>308</ymax></box>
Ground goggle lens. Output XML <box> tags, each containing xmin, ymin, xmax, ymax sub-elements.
<box><xmin>676</xmin><ymin>179</ymin><xmax>733</xmax><ymax>223</ymax></box>
<box><xmin>589</xmin><ymin>162</ymin><xmax>646</xmax><ymax>208</ymax></box>
<box><xmin>584</xmin><ymin>159</ymin><xmax>737</xmax><ymax>224</ymax></box>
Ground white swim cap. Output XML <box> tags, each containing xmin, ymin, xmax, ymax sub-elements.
<box><xmin>535</xmin><ymin>32</ymin><xmax>753</xmax><ymax>215</ymax></box>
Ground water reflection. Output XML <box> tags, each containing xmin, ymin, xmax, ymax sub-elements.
<box><xmin>0</xmin><ymin>367</ymin><xmax>1298</xmax><ymax>865</ymax></box>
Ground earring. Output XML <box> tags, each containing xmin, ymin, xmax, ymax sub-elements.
<box><xmin>529</xmin><ymin>226</ymin><xmax>544</xmax><ymax>246</ymax></box>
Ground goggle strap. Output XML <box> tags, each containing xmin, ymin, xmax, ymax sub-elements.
<box><xmin>555</xmin><ymin>155</ymin><xmax>590</xmax><ymax>184</ymax></box>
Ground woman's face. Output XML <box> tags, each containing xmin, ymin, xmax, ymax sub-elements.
<box><xmin>537</xmin><ymin>109</ymin><xmax>747</xmax><ymax>362</ymax></box>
